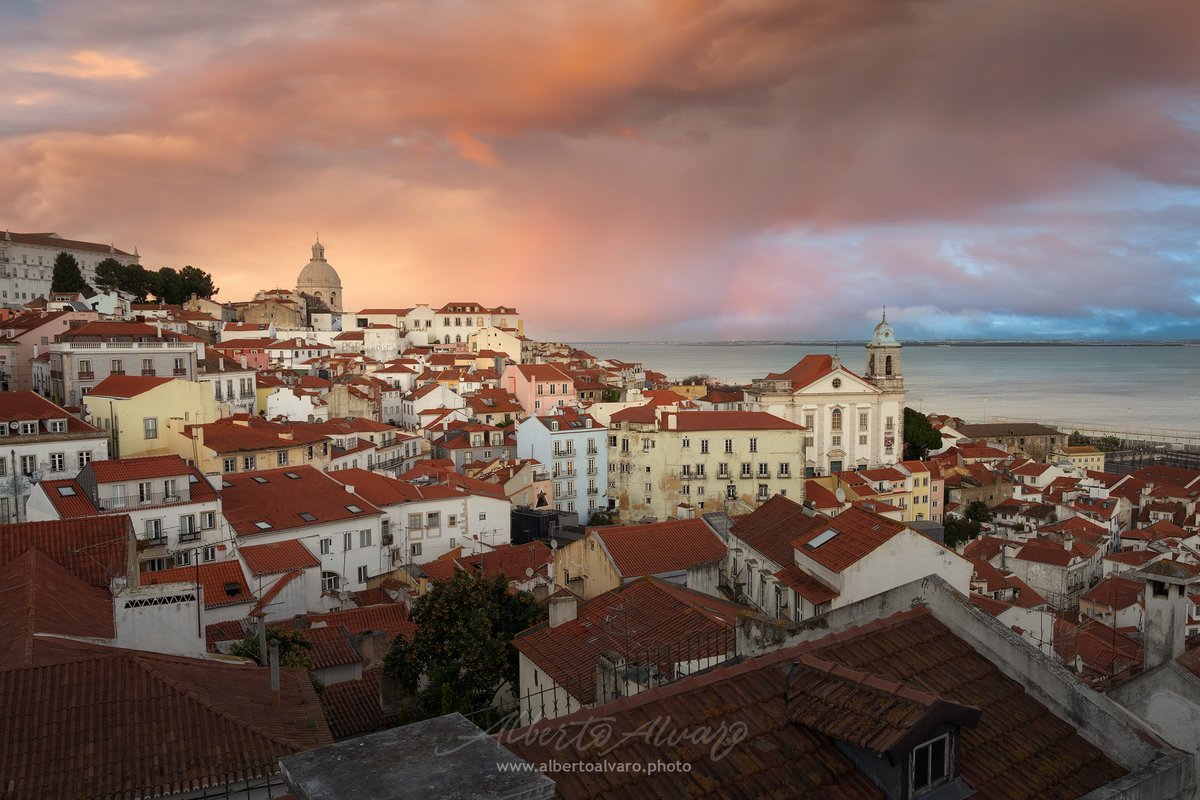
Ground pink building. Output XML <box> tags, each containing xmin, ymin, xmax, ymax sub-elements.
<box><xmin>0</xmin><ymin>310</ymin><xmax>98</xmax><ymax>391</ymax></box>
<box><xmin>501</xmin><ymin>363</ymin><xmax>578</xmax><ymax>417</ymax></box>
<box><xmin>210</xmin><ymin>338</ymin><xmax>274</xmax><ymax>371</ymax></box>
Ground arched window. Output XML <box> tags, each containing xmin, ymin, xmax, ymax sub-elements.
<box><xmin>322</xmin><ymin>571</ymin><xmax>340</xmax><ymax>592</ymax></box>
<box><xmin>831</xmin><ymin>408</ymin><xmax>842</xmax><ymax>431</ymax></box>
<box><xmin>885</xmin><ymin>355</ymin><xmax>893</xmax><ymax>376</ymax></box>
<box><xmin>868</xmin><ymin>355</ymin><xmax>875</xmax><ymax>375</ymax></box>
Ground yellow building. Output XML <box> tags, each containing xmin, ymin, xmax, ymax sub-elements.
<box><xmin>1053</xmin><ymin>445</ymin><xmax>1106</xmax><ymax>472</ymax></box>
<box><xmin>85</xmin><ymin>376</ymin><xmax>226</xmax><ymax>460</ymax></box>
<box><xmin>168</xmin><ymin>416</ymin><xmax>333</xmax><ymax>475</ymax></box>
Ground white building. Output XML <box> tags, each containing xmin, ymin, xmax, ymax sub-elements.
<box><xmin>516</xmin><ymin>408</ymin><xmax>608</xmax><ymax>523</ymax></box>
<box><xmin>26</xmin><ymin>454</ymin><xmax>228</xmax><ymax>573</ymax></box>
<box><xmin>745</xmin><ymin>315</ymin><xmax>905</xmax><ymax>476</ymax></box>
<box><xmin>0</xmin><ymin>230</ymin><xmax>140</xmax><ymax>307</ymax></box>
<box><xmin>0</xmin><ymin>391</ymin><xmax>109</xmax><ymax>523</ymax></box>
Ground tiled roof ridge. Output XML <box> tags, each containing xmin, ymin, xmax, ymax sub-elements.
<box><xmin>507</xmin><ymin>606</ymin><xmax>932</xmax><ymax>735</ymax></box>
<box><xmin>792</xmin><ymin>651</ymin><xmax>943</xmax><ymax>710</ymax></box>
<box><xmin>127</xmin><ymin>652</ymin><xmax>320</xmax><ymax>752</ymax></box>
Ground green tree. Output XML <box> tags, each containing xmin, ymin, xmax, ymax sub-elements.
<box><xmin>120</xmin><ymin>264</ymin><xmax>158</xmax><ymax>301</ymax></box>
<box><xmin>942</xmin><ymin>515</ymin><xmax>976</xmax><ymax>549</ymax></box>
<box><xmin>601</xmin><ymin>387</ymin><xmax>622</xmax><ymax>402</ymax></box>
<box><xmin>177</xmin><ymin>265</ymin><xmax>218</xmax><ymax>300</ymax></box>
<box><xmin>384</xmin><ymin>571</ymin><xmax>546</xmax><ymax>719</ymax></box>
<box><xmin>963</xmin><ymin>499</ymin><xmax>993</xmax><ymax>526</ymax></box>
<box><xmin>1068</xmin><ymin>430</ymin><xmax>1091</xmax><ymax>447</ymax></box>
<box><xmin>93</xmin><ymin>257</ymin><xmax>126</xmax><ymax>293</ymax></box>
<box><xmin>229</xmin><ymin>627</ymin><xmax>315</xmax><ymax>670</ymax></box>
<box><xmin>1096</xmin><ymin>435</ymin><xmax>1123</xmax><ymax>452</ymax></box>
<box><xmin>586</xmin><ymin>508</ymin><xmax>619</xmax><ymax>527</ymax></box>
<box><xmin>154</xmin><ymin>267</ymin><xmax>183</xmax><ymax>304</ymax></box>
<box><xmin>50</xmin><ymin>251</ymin><xmax>93</xmax><ymax>296</ymax></box>
<box><xmin>903</xmin><ymin>407</ymin><xmax>941</xmax><ymax>458</ymax></box>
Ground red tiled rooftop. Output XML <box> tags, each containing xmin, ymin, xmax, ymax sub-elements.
<box><xmin>592</xmin><ymin>518</ymin><xmax>727</xmax><ymax>578</ymax></box>
<box><xmin>730</xmin><ymin>494</ymin><xmax>829</xmax><ymax>566</ymax></box>
<box><xmin>0</xmin><ymin>390</ymin><xmax>99</xmax><ymax>433</ymax></box>
<box><xmin>0</xmin><ymin>517</ymin><xmax>132</xmax><ymax>588</ymax></box>
<box><xmin>238</xmin><ymin>539</ymin><xmax>322</xmax><ymax>576</ymax></box>
<box><xmin>89</xmin><ymin>454</ymin><xmax>192</xmax><ymax>483</ymax></box>
<box><xmin>87</xmin><ymin>374</ymin><xmax>175</xmax><ymax>398</ymax></box>
<box><xmin>791</xmin><ymin>506</ymin><xmax>910</xmax><ymax>573</ymax></box>
<box><xmin>221</xmin><ymin>466</ymin><xmax>383</xmax><ymax>536</ymax></box>
<box><xmin>142</xmin><ymin>561</ymin><xmax>254</xmax><ymax>609</ymax></box>
<box><xmin>660</xmin><ymin>409</ymin><xmax>805</xmax><ymax>432</ymax></box>
<box><xmin>774</xmin><ymin>563</ymin><xmax>839</xmax><ymax>604</ymax></box>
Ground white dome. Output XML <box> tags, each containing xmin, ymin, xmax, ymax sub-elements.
<box><xmin>871</xmin><ymin>316</ymin><xmax>898</xmax><ymax>345</ymax></box>
<box><xmin>296</xmin><ymin>239</ymin><xmax>342</xmax><ymax>290</ymax></box>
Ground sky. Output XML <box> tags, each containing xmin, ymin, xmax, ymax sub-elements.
<box><xmin>2</xmin><ymin>0</ymin><xmax>1199</xmax><ymax>342</ymax></box>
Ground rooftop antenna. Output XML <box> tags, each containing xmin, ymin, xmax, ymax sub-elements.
<box><xmin>882</xmin><ymin>305</ymin><xmax>887</xmax><ymax>322</ymax></box>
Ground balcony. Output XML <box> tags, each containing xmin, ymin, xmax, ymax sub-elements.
<box><xmin>98</xmin><ymin>490</ymin><xmax>188</xmax><ymax>511</ymax></box>
<box><xmin>586</xmin><ymin>467</ymin><xmax>598</xmax><ymax>476</ymax></box>
<box><xmin>382</xmin><ymin>533</ymin><xmax>394</xmax><ymax>546</ymax></box>
<box><xmin>587</xmin><ymin>487</ymin><xmax>599</xmax><ymax>496</ymax></box>
<box><xmin>179</xmin><ymin>531</ymin><xmax>200</xmax><ymax>543</ymax></box>
<box><xmin>141</xmin><ymin>369</ymin><xmax>158</xmax><ymax>377</ymax></box>
<box><xmin>111</xmin><ymin>370</ymin><xmax>126</xmax><ymax>376</ymax></box>
<box><xmin>76</xmin><ymin>371</ymin><xmax>94</xmax><ymax>380</ymax></box>
<box><xmin>145</xmin><ymin>536</ymin><xmax>167</xmax><ymax>548</ymax></box>
<box><xmin>173</xmin><ymin>368</ymin><xmax>188</xmax><ymax>376</ymax></box>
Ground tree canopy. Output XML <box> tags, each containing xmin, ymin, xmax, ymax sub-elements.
<box><xmin>903</xmin><ymin>407</ymin><xmax>942</xmax><ymax>458</ymax></box>
<box><xmin>87</xmin><ymin>259</ymin><xmax>218</xmax><ymax>303</ymax></box>
<box><xmin>50</xmin><ymin>252</ymin><xmax>93</xmax><ymax>296</ymax></box>
<box><xmin>943</xmin><ymin>499</ymin><xmax>994</xmax><ymax>548</ymax></box>
<box><xmin>383</xmin><ymin>571</ymin><xmax>545</xmax><ymax>719</ymax></box>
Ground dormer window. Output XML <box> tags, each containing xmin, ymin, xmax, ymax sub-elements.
<box><xmin>19</xmin><ymin>421</ymin><xmax>36</xmax><ymax>435</ymax></box>
<box><xmin>49</xmin><ymin>419</ymin><xmax>67</xmax><ymax>433</ymax></box>
<box><xmin>910</xmin><ymin>732</ymin><xmax>954</xmax><ymax>796</ymax></box>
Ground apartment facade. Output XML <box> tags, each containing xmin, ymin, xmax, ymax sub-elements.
<box><xmin>516</xmin><ymin>409</ymin><xmax>608</xmax><ymax>523</ymax></box>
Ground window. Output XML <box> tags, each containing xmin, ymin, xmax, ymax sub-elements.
<box><xmin>758</xmin><ymin>485</ymin><xmax>769</xmax><ymax>500</ymax></box>
<box><xmin>343</xmin><ymin>532</ymin><xmax>353</xmax><ymax>551</ymax></box>
<box><xmin>758</xmin><ymin>463</ymin><xmax>769</xmax><ymax>477</ymax></box>
<box><xmin>277</xmin><ymin>450</ymin><xmax>288</xmax><ymax>466</ymax></box>
<box><xmin>831</xmin><ymin>378</ymin><xmax>842</xmax><ymax>388</ymax></box>
<box><xmin>322</xmin><ymin>571</ymin><xmax>340</xmax><ymax>592</ymax></box>
<box><xmin>145</xmin><ymin>519</ymin><xmax>163</xmax><ymax>540</ymax></box>
<box><xmin>142</xmin><ymin>357</ymin><xmax>153</xmax><ymax>374</ymax></box>
<box><xmin>886</xmin><ymin>416</ymin><xmax>895</xmax><ymax>431</ymax></box>
<box><xmin>447</xmin><ymin>514</ymin><xmax>458</xmax><ymax>527</ymax></box>
<box><xmin>696</xmin><ymin>463</ymin><xmax>706</xmax><ymax>477</ymax></box>
<box><xmin>203</xmin><ymin>546</ymin><xmax>216</xmax><ymax>562</ymax></box>
<box><xmin>79</xmin><ymin>359</ymin><xmax>91</xmax><ymax>375</ymax></box>
<box><xmin>143</xmin><ymin>557</ymin><xmax>166</xmax><ymax>572</ymax></box>
<box><xmin>608</xmin><ymin>435</ymin><xmax>617</xmax><ymax>447</ymax></box>
<box><xmin>179</xmin><ymin>515</ymin><xmax>197</xmax><ymax>537</ymax></box>
<box><xmin>645</xmin><ymin>482</ymin><xmax>653</xmax><ymax>492</ymax></box>
<box><xmin>357</xmin><ymin>565</ymin><xmax>369</xmax><ymax>583</ymax></box>
<box><xmin>831</xmin><ymin>409</ymin><xmax>842</xmax><ymax>431</ymax></box>
<box><xmin>201</xmin><ymin>511</ymin><xmax>216</xmax><ymax>529</ymax></box>
<box><xmin>222</xmin><ymin>457</ymin><xmax>236</xmax><ymax>472</ymax></box>
<box><xmin>749</xmin><ymin>437</ymin><xmax>758</xmax><ymax>453</ymax></box>
<box><xmin>49</xmin><ymin>419</ymin><xmax>66</xmax><ymax>433</ymax></box>
<box><xmin>411</xmin><ymin>543</ymin><xmax>422</xmax><ymax>557</ymax></box>
<box><xmin>718</xmin><ymin>463</ymin><xmax>729</xmax><ymax>478</ymax></box>
<box><xmin>832</xmin><ymin>436</ymin><xmax>842</xmax><ymax>447</ymax></box>
<box><xmin>77</xmin><ymin>451</ymin><xmax>91</xmax><ymax>469</ymax></box>
<box><xmin>726</xmin><ymin>485</ymin><xmax>737</xmax><ymax>499</ymax></box>
<box><xmin>426</xmin><ymin>512</ymin><xmax>440</xmax><ymax>528</ymax></box>
<box><xmin>0</xmin><ymin>457</ymin><xmax>5</xmax><ymax>478</ymax></box>
<box><xmin>682</xmin><ymin>464</ymin><xmax>692</xmax><ymax>477</ymax></box>
<box><xmin>682</xmin><ymin>437</ymin><xmax>691</xmax><ymax>449</ymax></box>
<box><xmin>779</xmin><ymin>463</ymin><xmax>790</xmax><ymax>477</ymax></box>
<box><xmin>110</xmin><ymin>358</ymin><xmax>123</xmax><ymax>374</ymax></box>
<box><xmin>163</xmin><ymin>479</ymin><xmax>177</xmax><ymax>499</ymax></box>
<box><xmin>700</xmin><ymin>439</ymin><xmax>709</xmax><ymax>454</ymax></box>
<box><xmin>859</xmin><ymin>434</ymin><xmax>868</xmax><ymax>446</ymax></box>
<box><xmin>408</xmin><ymin>513</ymin><xmax>422</xmax><ymax>528</ymax></box>
<box><xmin>911</xmin><ymin>734</ymin><xmax>952</xmax><ymax>795</ymax></box>
<box><xmin>479</xmin><ymin>512</ymin><xmax>486</xmax><ymax>521</ymax></box>
<box><xmin>804</xmin><ymin>414</ymin><xmax>814</xmax><ymax>430</ymax></box>
<box><xmin>139</xmin><ymin>481</ymin><xmax>153</xmax><ymax>503</ymax></box>
<box><xmin>360</xmin><ymin>529</ymin><xmax>372</xmax><ymax>547</ymax></box>
<box><xmin>49</xmin><ymin>452</ymin><xmax>65</xmax><ymax>472</ymax></box>
<box><xmin>243</xmin><ymin>455</ymin><xmax>256</xmax><ymax>471</ymax></box>
<box><xmin>724</xmin><ymin>438</ymin><xmax>733</xmax><ymax>454</ymax></box>
<box><xmin>19</xmin><ymin>421</ymin><xmax>36</xmax><ymax>436</ymax></box>
<box><xmin>740</xmin><ymin>463</ymin><xmax>751</xmax><ymax>478</ymax></box>
<box><xmin>175</xmin><ymin>549</ymin><xmax>191</xmax><ymax>567</ymax></box>
<box><xmin>320</xmin><ymin>538</ymin><xmax>332</xmax><ymax>555</ymax></box>
<box><xmin>859</xmin><ymin>412</ymin><xmax>868</xmax><ymax>430</ymax></box>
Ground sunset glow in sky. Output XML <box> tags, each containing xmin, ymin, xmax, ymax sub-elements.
<box><xmin>3</xmin><ymin>0</ymin><xmax>1199</xmax><ymax>340</ymax></box>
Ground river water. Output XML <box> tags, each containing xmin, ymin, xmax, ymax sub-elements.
<box><xmin>574</xmin><ymin>343</ymin><xmax>1200</xmax><ymax>432</ymax></box>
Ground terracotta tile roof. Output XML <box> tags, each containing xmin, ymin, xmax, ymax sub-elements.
<box><xmin>592</xmin><ymin>518</ymin><xmax>727</xmax><ymax>578</ymax></box>
<box><xmin>0</xmin><ymin>550</ymin><xmax>116</xmax><ymax>669</ymax></box>
<box><xmin>222</xmin><ymin>466</ymin><xmax>382</xmax><ymax>536</ymax></box>
<box><xmin>803</xmin><ymin>479</ymin><xmax>842</xmax><ymax>510</ymax></box>
<box><xmin>1014</xmin><ymin>542</ymin><xmax>1075</xmax><ymax>567</ymax></box>
<box><xmin>320</xmin><ymin>669</ymin><xmax>398</xmax><ymax>740</ymax></box>
<box><xmin>763</xmin><ymin>354</ymin><xmax>840</xmax><ymax>390</ymax></box>
<box><xmin>971</xmin><ymin>593</ymin><xmax>1015</xmax><ymax>617</ymax></box>
<box><xmin>791</xmin><ymin>506</ymin><xmax>909</xmax><ymax>573</ymax></box>
<box><xmin>1004</xmin><ymin>575</ymin><xmax>1048</xmax><ymax>608</ymax></box>
<box><xmin>961</xmin><ymin>535</ymin><xmax>1011</xmax><ymax>564</ymax></box>
<box><xmin>514</xmin><ymin>578</ymin><xmax>740</xmax><ymax>705</ymax></box>
<box><xmin>454</xmin><ymin>542</ymin><xmax>553</xmax><ymax>582</ymax></box>
<box><xmin>57</xmin><ymin>320</ymin><xmax>188</xmax><ymax>341</ymax></box>
<box><xmin>0</xmin><ymin>647</ymin><xmax>331</xmax><ymax>799</ymax></box>
<box><xmin>1055</xmin><ymin>617</ymin><xmax>1143</xmax><ymax>678</ymax></box>
<box><xmin>238</xmin><ymin>539</ymin><xmax>322</xmax><ymax>576</ymax></box>
<box><xmin>731</xmin><ymin>494</ymin><xmax>829</xmax><ymax>565</ymax></box>
<box><xmin>328</xmin><ymin>467</ymin><xmax>461</xmax><ymax>505</ymax></box>
<box><xmin>185</xmin><ymin>417</ymin><xmax>330</xmax><ymax>454</ymax></box>
<box><xmin>394</xmin><ymin>464</ymin><xmax>509</xmax><ymax>501</ymax></box>
<box><xmin>142</xmin><ymin>561</ymin><xmax>254</xmax><ymax>609</ymax></box>
<box><xmin>89</xmin><ymin>453</ymin><xmax>192</xmax><ymax>483</ymax></box>
<box><xmin>0</xmin><ymin>391</ymin><xmax>100</xmax><ymax>433</ymax></box>
<box><xmin>304</xmin><ymin>624</ymin><xmax>361</xmax><ymax>670</ymax></box>
<box><xmin>508</xmin><ymin>606</ymin><xmax>1124</xmax><ymax>799</ymax></box>
<box><xmin>5</xmin><ymin>230</ymin><xmax>135</xmax><ymax>255</ymax></box>
<box><xmin>0</xmin><ymin>516</ymin><xmax>131</xmax><ymax>588</ymax></box>
<box><xmin>1081</xmin><ymin>575</ymin><xmax>1143</xmax><ymax>609</ymax></box>
<box><xmin>512</xmin><ymin>363</ymin><xmax>573</xmax><ymax>382</ymax></box>
<box><xmin>87</xmin><ymin>374</ymin><xmax>175</xmax><ymax>398</ymax></box>
<box><xmin>1129</xmin><ymin>465</ymin><xmax>1200</xmax><ymax>489</ymax></box>
<box><xmin>1103</xmin><ymin>550</ymin><xmax>1161</xmax><ymax>568</ymax></box>
<box><xmin>773</xmin><ymin>563</ymin><xmax>839</xmax><ymax>604</ymax></box>
<box><xmin>299</xmin><ymin>604</ymin><xmax>415</xmax><ymax>643</ymax></box>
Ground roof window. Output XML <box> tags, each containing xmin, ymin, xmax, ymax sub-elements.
<box><xmin>346</xmin><ymin>504</ymin><xmax>363</xmax><ymax>513</ymax></box>
<box><xmin>57</xmin><ymin>486</ymin><xmax>77</xmax><ymax>497</ymax></box>
<box><xmin>253</xmin><ymin>521</ymin><xmax>272</xmax><ymax>530</ymax></box>
<box><xmin>298</xmin><ymin>512</ymin><xmax>317</xmax><ymax>522</ymax></box>
<box><xmin>807</xmin><ymin>529</ymin><xmax>839</xmax><ymax>549</ymax></box>
<box><xmin>285</xmin><ymin>472</ymin><xmax>301</xmax><ymax>479</ymax></box>
<box><xmin>253</xmin><ymin>476</ymin><xmax>269</xmax><ymax>484</ymax></box>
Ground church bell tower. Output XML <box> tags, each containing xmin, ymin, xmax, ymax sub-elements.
<box><xmin>865</xmin><ymin>311</ymin><xmax>903</xmax><ymax>392</ymax></box>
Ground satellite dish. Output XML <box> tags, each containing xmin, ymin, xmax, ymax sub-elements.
<box><xmin>9</xmin><ymin>421</ymin><xmax>19</xmax><ymax>430</ymax></box>
<box><xmin>835</xmin><ymin>488</ymin><xmax>846</xmax><ymax>503</ymax></box>
<box><xmin>549</xmin><ymin>538</ymin><xmax>558</xmax><ymax>551</ymax></box>
<box><xmin>524</xmin><ymin>567</ymin><xmax>534</xmax><ymax>578</ymax></box>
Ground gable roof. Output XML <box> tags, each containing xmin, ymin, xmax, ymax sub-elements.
<box><xmin>221</xmin><ymin>466</ymin><xmax>382</xmax><ymax>536</ymax></box>
<box><xmin>791</xmin><ymin>506</ymin><xmax>910</xmax><ymax>573</ymax></box>
<box><xmin>592</xmin><ymin>518</ymin><xmax>727</xmax><ymax>578</ymax></box>
<box><xmin>730</xmin><ymin>494</ymin><xmax>829</xmax><ymax>566</ymax></box>
<box><xmin>0</xmin><ymin>391</ymin><xmax>100</xmax><ymax>433</ymax></box>
<box><xmin>86</xmin><ymin>374</ymin><xmax>175</xmax><ymax>398</ymax></box>
<box><xmin>238</xmin><ymin>539</ymin><xmax>322</xmax><ymax>576</ymax></box>
<box><xmin>0</xmin><ymin>517</ymin><xmax>131</xmax><ymax>588</ymax></box>
<box><xmin>0</xmin><ymin>647</ymin><xmax>331</xmax><ymax>799</ymax></box>
<box><xmin>142</xmin><ymin>561</ymin><xmax>254</xmax><ymax>609</ymax></box>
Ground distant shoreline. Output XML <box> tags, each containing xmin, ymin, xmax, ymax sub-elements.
<box><xmin>572</xmin><ymin>340</ymin><xmax>1200</xmax><ymax>348</ymax></box>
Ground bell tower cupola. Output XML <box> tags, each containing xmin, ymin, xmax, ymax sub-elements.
<box><xmin>865</xmin><ymin>309</ymin><xmax>903</xmax><ymax>392</ymax></box>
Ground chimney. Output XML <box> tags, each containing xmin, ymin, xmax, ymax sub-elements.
<box><xmin>1133</xmin><ymin>561</ymin><xmax>1196</xmax><ymax>671</ymax></box>
<box><xmin>269</xmin><ymin>639</ymin><xmax>280</xmax><ymax>692</ymax></box>
<box><xmin>344</xmin><ymin>484</ymin><xmax>356</xmax><ymax>495</ymax></box>
<box><xmin>1062</xmin><ymin>534</ymin><xmax>1073</xmax><ymax>552</ymax></box>
<box><xmin>548</xmin><ymin>592</ymin><xmax>577</xmax><ymax>628</ymax></box>
<box><xmin>666</xmin><ymin>413</ymin><xmax>677</xmax><ymax>431</ymax></box>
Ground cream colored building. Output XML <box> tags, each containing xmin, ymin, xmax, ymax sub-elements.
<box><xmin>744</xmin><ymin>316</ymin><xmax>905</xmax><ymax>476</ymax></box>
<box><xmin>85</xmin><ymin>376</ymin><xmax>226</xmax><ymax>460</ymax></box>
<box><xmin>1054</xmin><ymin>445</ymin><xmax>1106</xmax><ymax>472</ymax></box>
<box><xmin>295</xmin><ymin>238</ymin><xmax>343</xmax><ymax>313</ymax></box>
<box><xmin>606</xmin><ymin>408</ymin><xmax>805</xmax><ymax>522</ymax></box>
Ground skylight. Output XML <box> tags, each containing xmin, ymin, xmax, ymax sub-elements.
<box><xmin>57</xmin><ymin>486</ymin><xmax>77</xmax><ymax>497</ymax></box>
<box><xmin>346</xmin><ymin>504</ymin><xmax>363</xmax><ymax>513</ymax></box>
<box><xmin>298</xmin><ymin>512</ymin><xmax>317</xmax><ymax>522</ymax></box>
<box><xmin>187</xmin><ymin>474</ymin><xmax>199</xmax><ymax>483</ymax></box>
<box><xmin>253</xmin><ymin>476</ymin><xmax>269</xmax><ymax>484</ymax></box>
<box><xmin>253</xmin><ymin>521</ymin><xmax>272</xmax><ymax>530</ymax></box>
<box><xmin>285</xmin><ymin>472</ymin><xmax>301</xmax><ymax>479</ymax></box>
<box><xmin>221</xmin><ymin>481</ymin><xmax>233</xmax><ymax>488</ymax></box>
<box><xmin>807</xmin><ymin>529</ymin><xmax>839</xmax><ymax>549</ymax></box>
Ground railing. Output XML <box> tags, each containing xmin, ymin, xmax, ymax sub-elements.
<box><xmin>98</xmin><ymin>490</ymin><xmax>189</xmax><ymax>511</ymax></box>
<box><xmin>58</xmin><ymin>340</ymin><xmax>195</xmax><ymax>350</ymax></box>
<box><xmin>587</xmin><ymin>487</ymin><xmax>599</xmax><ymax>495</ymax></box>
<box><xmin>173</xmin><ymin>368</ymin><xmax>188</xmax><ymax>376</ymax></box>
<box><xmin>179</xmin><ymin>531</ymin><xmax>200</xmax><ymax>543</ymax></box>
<box><xmin>145</xmin><ymin>536</ymin><xmax>167</xmax><ymax>548</ymax></box>
<box><xmin>141</xmin><ymin>369</ymin><xmax>157</xmax><ymax>376</ymax></box>
<box><xmin>77</xmin><ymin>371</ymin><xmax>93</xmax><ymax>380</ymax></box>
